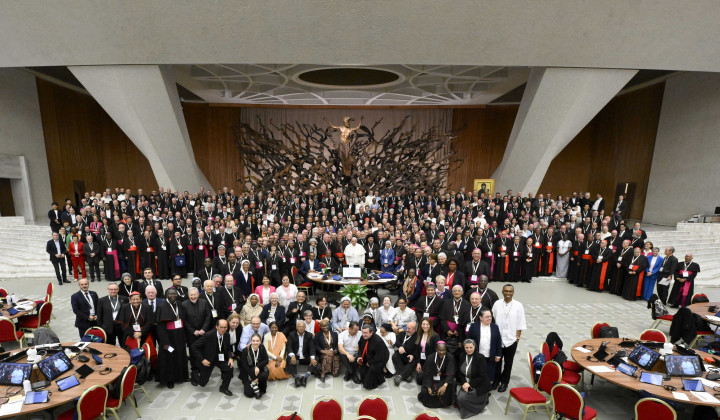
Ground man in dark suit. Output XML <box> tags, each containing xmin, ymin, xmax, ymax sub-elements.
<box><xmin>168</xmin><ymin>274</ymin><xmax>190</xmax><ymax>302</ymax></box>
<box><xmin>614</xmin><ymin>195</ymin><xmax>627</xmax><ymax>219</ymax></box>
<box><xmin>142</xmin><ymin>285</ymin><xmax>165</xmax><ymax>316</ymax></box>
<box><xmin>298</xmin><ymin>252</ymin><xmax>321</xmax><ymax>283</ymax></box>
<box><xmin>467</xmin><ymin>307</ymin><xmax>503</xmax><ymax>388</ymax></box>
<box><xmin>285</xmin><ymin>320</ymin><xmax>317</xmax><ymax>387</ymax></box>
<box><xmin>47</xmin><ymin>232</ymin><xmax>70</xmax><ymax>285</ymax></box>
<box><xmin>48</xmin><ymin>202</ymin><xmax>62</xmax><ymax>233</ymax></box>
<box><xmin>138</xmin><ymin>267</ymin><xmax>164</xmax><ymax>299</ymax></box>
<box><xmin>83</xmin><ymin>235</ymin><xmax>102</xmax><ymax>282</ymax></box>
<box><xmin>190</xmin><ymin>319</ymin><xmax>234</xmax><ymax>396</ymax></box>
<box><xmin>70</xmin><ymin>278</ymin><xmax>99</xmax><ymax>338</ymax></box>
<box><xmin>392</xmin><ymin>320</ymin><xmax>419</xmax><ymax>385</ymax></box>
<box><xmin>96</xmin><ymin>282</ymin><xmax>128</xmax><ymax>345</ymax></box>
<box><xmin>182</xmin><ymin>287</ymin><xmax>212</xmax><ymax>384</ymax></box>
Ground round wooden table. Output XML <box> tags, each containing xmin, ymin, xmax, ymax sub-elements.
<box><xmin>0</xmin><ymin>300</ymin><xmax>37</xmax><ymax>320</ymax></box>
<box><xmin>571</xmin><ymin>338</ymin><xmax>720</xmax><ymax>407</ymax></box>
<box><xmin>688</xmin><ymin>302</ymin><xmax>720</xmax><ymax>327</ymax></box>
<box><xmin>0</xmin><ymin>343</ymin><xmax>130</xmax><ymax>418</ymax></box>
<box><xmin>307</xmin><ymin>272</ymin><xmax>396</xmax><ymax>287</ymax></box>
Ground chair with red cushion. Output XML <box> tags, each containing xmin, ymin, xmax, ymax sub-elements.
<box><xmin>0</xmin><ymin>317</ymin><xmax>26</xmax><ymax>348</ymax></box>
<box><xmin>132</xmin><ymin>342</ymin><xmax>153</xmax><ymax>403</ymax></box>
<box><xmin>17</xmin><ymin>301</ymin><xmax>52</xmax><ymax>331</ymax></box>
<box><xmin>312</xmin><ymin>397</ymin><xmax>342</xmax><ymax>420</ymax></box>
<box><xmin>106</xmin><ymin>364</ymin><xmax>141</xmax><ymax>419</ymax></box>
<box><xmin>505</xmin><ymin>357</ymin><xmax>561</xmax><ymax>420</ymax></box>
<box><xmin>590</xmin><ymin>322</ymin><xmax>610</xmax><ymax>339</ymax></box>
<box><xmin>35</xmin><ymin>283</ymin><xmax>54</xmax><ymax>316</ymax></box>
<box><xmin>635</xmin><ymin>397</ymin><xmax>677</xmax><ymax>420</ymax></box>
<box><xmin>542</xmin><ymin>340</ymin><xmax>583</xmax><ymax>389</ymax></box>
<box><xmin>542</xmin><ymin>341</ymin><xmax>582</xmax><ymax>373</ymax></box>
<box><xmin>551</xmin><ymin>383</ymin><xmax>597</xmax><ymax>420</ymax></box>
<box><xmin>84</xmin><ymin>326</ymin><xmax>107</xmax><ymax>343</ymax></box>
<box><xmin>650</xmin><ymin>314</ymin><xmax>674</xmax><ymax>330</ymax></box>
<box><xmin>357</xmin><ymin>416</ymin><xmax>378</xmax><ymax>420</ymax></box>
<box><xmin>57</xmin><ymin>385</ymin><xmax>108</xmax><ymax>420</ymax></box>
<box><xmin>640</xmin><ymin>329</ymin><xmax>667</xmax><ymax>343</ymax></box>
<box><xmin>276</xmin><ymin>412</ymin><xmax>304</xmax><ymax>420</ymax></box>
<box><xmin>690</xmin><ymin>328</ymin><xmax>716</xmax><ymax>348</ymax></box>
<box><xmin>358</xmin><ymin>395</ymin><xmax>389</xmax><ymax>420</ymax></box>
<box><xmin>293</xmin><ymin>266</ymin><xmax>313</xmax><ymax>296</ymax></box>
<box><xmin>414</xmin><ymin>411</ymin><xmax>441</xmax><ymax>420</ymax></box>
<box><xmin>0</xmin><ymin>288</ymin><xmax>7</xmax><ymax>298</ymax></box>
<box><xmin>691</xmin><ymin>293</ymin><xmax>709</xmax><ymax>304</ymax></box>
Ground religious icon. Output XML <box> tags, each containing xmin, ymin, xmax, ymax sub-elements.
<box><xmin>324</xmin><ymin>116</ymin><xmax>363</xmax><ymax>177</ymax></box>
<box><xmin>473</xmin><ymin>179</ymin><xmax>495</xmax><ymax>196</ymax></box>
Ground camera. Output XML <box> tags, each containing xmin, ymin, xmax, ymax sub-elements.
<box><xmin>250</xmin><ymin>380</ymin><xmax>261</xmax><ymax>397</ymax></box>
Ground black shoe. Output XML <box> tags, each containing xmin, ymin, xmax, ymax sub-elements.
<box><xmin>191</xmin><ymin>378</ymin><xmax>198</xmax><ymax>386</ymax></box>
<box><xmin>393</xmin><ymin>376</ymin><xmax>402</xmax><ymax>386</ymax></box>
<box><xmin>220</xmin><ymin>388</ymin><xmax>233</xmax><ymax>396</ymax></box>
<box><xmin>167</xmin><ymin>382</ymin><xmax>174</xmax><ymax>389</ymax></box>
<box><xmin>63</xmin><ymin>279</ymin><xmax>71</xmax><ymax>283</ymax></box>
<box><xmin>319</xmin><ymin>375</ymin><xmax>325</xmax><ymax>383</ymax></box>
<box><xmin>343</xmin><ymin>373</ymin><xmax>351</xmax><ymax>381</ymax></box>
<box><xmin>294</xmin><ymin>377</ymin><xmax>301</xmax><ymax>387</ymax></box>
<box><xmin>57</xmin><ymin>281</ymin><xmax>63</xmax><ymax>286</ymax></box>
<box><xmin>491</xmin><ymin>382</ymin><xmax>499</xmax><ymax>391</ymax></box>
<box><xmin>352</xmin><ymin>377</ymin><xmax>362</xmax><ymax>385</ymax></box>
<box><xmin>405</xmin><ymin>376</ymin><xmax>412</xmax><ymax>383</ymax></box>
<box><xmin>498</xmin><ymin>383</ymin><xmax>508</xmax><ymax>393</ymax></box>
<box><xmin>301</xmin><ymin>376</ymin><xmax>308</xmax><ymax>387</ymax></box>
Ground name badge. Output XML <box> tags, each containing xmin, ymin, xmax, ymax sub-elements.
<box><xmin>174</xmin><ymin>320</ymin><xmax>183</xmax><ymax>329</ymax></box>
<box><xmin>282</xmin><ymin>257</ymin><xmax>287</xmax><ymax>262</ymax></box>
<box><xmin>453</xmin><ymin>316</ymin><xmax>459</xmax><ymax>323</ymax></box>
<box><xmin>421</xmin><ymin>353</ymin><xmax>426</xmax><ymax>360</ymax></box>
<box><xmin>231</xmin><ymin>303</ymin><xmax>237</xmax><ymax>311</ymax></box>
<box><xmin>433</xmin><ymin>375</ymin><xmax>441</xmax><ymax>381</ymax></box>
<box><xmin>218</xmin><ymin>354</ymin><xmax>225</xmax><ymax>362</ymax></box>
<box><xmin>221</xmin><ymin>241</ymin><xmax>225</xmax><ymax>245</ymax></box>
<box><xmin>133</xmin><ymin>324</ymin><xmax>141</xmax><ymax>332</ymax></box>
<box><xmin>528</xmin><ymin>253</ymin><xmax>533</xmax><ymax>258</ymax></box>
<box><xmin>423</xmin><ymin>312</ymin><xmax>430</xmax><ymax>318</ymax></box>
<box><xmin>161</xmin><ymin>245</ymin><xmax>166</xmax><ymax>250</ymax></box>
<box><xmin>178</xmin><ymin>245</ymin><xmax>182</xmax><ymax>250</ymax></box>
<box><xmin>209</xmin><ymin>241</ymin><xmax>213</xmax><ymax>245</ymax></box>
<box><xmin>199</xmin><ymin>245</ymin><xmax>204</xmax><ymax>250</ymax></box>
<box><xmin>598</xmin><ymin>256</ymin><xmax>603</xmax><ymax>260</ymax></box>
<box><xmin>146</xmin><ymin>247</ymin><xmax>151</xmax><ymax>252</ymax></box>
<box><xmin>513</xmin><ymin>252</ymin><xmax>519</xmax><ymax>257</ymax></box>
<box><xmin>471</xmin><ymin>275</ymin><xmax>477</xmax><ymax>281</ymax></box>
<box><xmin>617</xmin><ymin>257</ymin><xmax>622</xmax><ymax>261</ymax></box>
<box><xmin>466</xmin><ymin>324</ymin><xmax>471</xmax><ymax>333</ymax></box>
<box><xmin>486</xmin><ymin>252</ymin><xmax>492</xmax><ymax>257</ymax></box>
<box><xmin>211</xmin><ymin>309</ymin><xmax>218</xmax><ymax>318</ymax></box>
<box><xmin>272</xmin><ymin>264</ymin><xmax>277</xmax><ymax>270</ymax></box>
<box><xmin>90</xmin><ymin>310</ymin><xmax>95</xmax><ymax>316</ymax></box>
<box><xmin>682</xmin><ymin>270</ymin><xmax>689</xmax><ymax>277</ymax></box>
<box><xmin>257</xmin><ymin>262</ymin><xmax>263</xmax><ymax>268</ymax></box>
<box><xmin>383</xmin><ymin>259</ymin><xmax>388</xmax><ymax>264</ymax></box>
<box><xmin>290</xmin><ymin>258</ymin><xmax>296</xmax><ymax>263</ymax></box>
<box><xmin>168</xmin><ymin>346</ymin><xmax>175</xmax><ymax>353</ymax></box>
<box><xmin>369</xmin><ymin>252</ymin><xmax>373</xmax><ymax>258</ymax></box>
<box><xmin>501</xmin><ymin>246</ymin><xmax>507</xmax><ymax>251</ymax></box>
<box><xmin>584</xmin><ymin>250</ymin><xmax>589</xmax><ymax>254</ymax></box>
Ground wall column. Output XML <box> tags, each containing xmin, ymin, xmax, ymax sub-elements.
<box><xmin>69</xmin><ymin>65</ymin><xmax>210</xmax><ymax>191</ymax></box>
<box><xmin>492</xmin><ymin>67</ymin><xmax>637</xmax><ymax>194</ymax></box>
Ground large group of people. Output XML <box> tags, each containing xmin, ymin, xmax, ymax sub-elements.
<box><xmin>49</xmin><ymin>185</ymin><xmax>700</xmax><ymax>417</ymax></box>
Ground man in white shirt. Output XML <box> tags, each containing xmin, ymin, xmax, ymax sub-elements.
<box><xmin>338</xmin><ymin>321</ymin><xmax>361</xmax><ymax>381</ymax></box>
<box><xmin>343</xmin><ymin>237</ymin><xmax>366</xmax><ymax>267</ymax></box>
<box><xmin>491</xmin><ymin>284</ymin><xmax>527</xmax><ymax>393</ymax></box>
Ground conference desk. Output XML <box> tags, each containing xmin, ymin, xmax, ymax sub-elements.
<box><xmin>571</xmin><ymin>338</ymin><xmax>720</xmax><ymax>407</ymax></box>
<box><xmin>0</xmin><ymin>343</ymin><xmax>130</xmax><ymax>418</ymax></box>
<box><xmin>688</xmin><ymin>302</ymin><xmax>720</xmax><ymax>327</ymax></box>
<box><xmin>306</xmin><ymin>272</ymin><xmax>397</xmax><ymax>287</ymax></box>
<box><xmin>0</xmin><ymin>300</ymin><xmax>36</xmax><ymax>320</ymax></box>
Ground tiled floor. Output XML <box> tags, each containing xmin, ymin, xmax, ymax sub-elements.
<box><xmin>4</xmin><ymin>276</ymin><xmax>719</xmax><ymax>419</ymax></box>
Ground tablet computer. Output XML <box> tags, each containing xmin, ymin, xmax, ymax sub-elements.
<box><xmin>628</xmin><ymin>345</ymin><xmax>661</xmax><ymax>370</ymax></box>
<box><xmin>25</xmin><ymin>390</ymin><xmax>49</xmax><ymax>404</ymax></box>
<box><xmin>0</xmin><ymin>362</ymin><xmax>31</xmax><ymax>385</ymax></box>
<box><xmin>682</xmin><ymin>379</ymin><xmax>705</xmax><ymax>392</ymax></box>
<box><xmin>665</xmin><ymin>355</ymin><xmax>702</xmax><ymax>376</ymax></box>
<box><xmin>617</xmin><ymin>362</ymin><xmax>638</xmax><ymax>377</ymax></box>
<box><xmin>56</xmin><ymin>375</ymin><xmax>80</xmax><ymax>391</ymax></box>
<box><xmin>639</xmin><ymin>372</ymin><xmax>663</xmax><ymax>386</ymax></box>
<box><xmin>38</xmin><ymin>351</ymin><xmax>74</xmax><ymax>380</ymax></box>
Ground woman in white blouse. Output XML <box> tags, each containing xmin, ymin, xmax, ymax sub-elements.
<box><xmin>276</xmin><ymin>275</ymin><xmax>298</xmax><ymax>309</ymax></box>
<box><xmin>378</xmin><ymin>296</ymin><xmax>397</xmax><ymax>324</ymax></box>
<box><xmin>390</xmin><ymin>298</ymin><xmax>417</xmax><ymax>334</ymax></box>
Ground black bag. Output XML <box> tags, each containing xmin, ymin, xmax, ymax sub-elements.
<box><xmin>134</xmin><ymin>357</ymin><xmax>151</xmax><ymax>385</ymax></box>
<box><xmin>598</xmin><ymin>326</ymin><xmax>619</xmax><ymax>338</ymax></box>
<box><xmin>174</xmin><ymin>255</ymin><xmax>186</xmax><ymax>267</ymax></box>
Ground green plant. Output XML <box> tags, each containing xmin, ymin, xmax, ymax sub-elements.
<box><xmin>338</xmin><ymin>284</ymin><xmax>370</xmax><ymax>311</ymax></box>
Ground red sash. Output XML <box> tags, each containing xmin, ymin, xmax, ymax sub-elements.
<box><xmin>598</xmin><ymin>261</ymin><xmax>608</xmax><ymax>290</ymax></box>
<box><xmin>631</xmin><ymin>265</ymin><xmax>644</xmax><ymax>297</ymax></box>
<box><xmin>545</xmin><ymin>245</ymin><xmax>554</xmax><ymax>273</ymax></box>
<box><xmin>128</xmin><ymin>246</ymin><xmax>140</xmax><ymax>273</ymax></box>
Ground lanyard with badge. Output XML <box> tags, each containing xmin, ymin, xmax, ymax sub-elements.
<box><xmin>218</xmin><ymin>335</ymin><xmax>225</xmax><ymax>361</ymax></box>
<box><xmin>423</xmin><ymin>296</ymin><xmax>435</xmax><ymax>318</ymax></box>
<box><xmin>465</xmin><ymin>355</ymin><xmax>473</xmax><ymax>378</ymax></box>
<box><xmin>169</xmin><ymin>303</ymin><xmax>183</xmax><ymax>329</ymax></box>
<box><xmin>131</xmin><ymin>306</ymin><xmax>142</xmax><ymax>331</ymax></box>
<box><xmin>206</xmin><ymin>293</ymin><xmax>218</xmax><ymax>318</ymax></box>
<box><xmin>434</xmin><ymin>354</ymin><xmax>444</xmax><ymax>381</ymax></box>
<box><xmin>110</xmin><ymin>298</ymin><xmax>119</xmax><ymax>319</ymax></box>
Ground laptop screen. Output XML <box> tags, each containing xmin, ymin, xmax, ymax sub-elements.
<box><xmin>0</xmin><ymin>363</ymin><xmax>31</xmax><ymax>385</ymax></box>
<box><xmin>38</xmin><ymin>351</ymin><xmax>73</xmax><ymax>380</ymax></box>
<box><xmin>343</xmin><ymin>266</ymin><xmax>362</xmax><ymax>278</ymax></box>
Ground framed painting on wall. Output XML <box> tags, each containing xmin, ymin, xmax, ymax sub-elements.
<box><xmin>473</xmin><ymin>179</ymin><xmax>495</xmax><ymax>196</ymax></box>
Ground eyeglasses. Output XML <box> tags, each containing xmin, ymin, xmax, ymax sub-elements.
<box><xmin>0</xmin><ymin>386</ymin><xmax>22</xmax><ymax>405</ymax></box>
<box><xmin>663</xmin><ymin>385</ymin><xmax>677</xmax><ymax>392</ymax></box>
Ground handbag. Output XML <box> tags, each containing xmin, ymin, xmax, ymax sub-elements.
<box><xmin>174</xmin><ymin>254</ymin><xmax>186</xmax><ymax>267</ymax></box>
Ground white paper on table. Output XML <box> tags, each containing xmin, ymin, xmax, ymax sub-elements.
<box><xmin>586</xmin><ymin>365</ymin><xmax>614</xmax><ymax>373</ymax></box>
<box><xmin>705</xmin><ymin>315</ymin><xmax>720</xmax><ymax>323</ymax></box>
<box><xmin>694</xmin><ymin>377</ymin><xmax>720</xmax><ymax>389</ymax></box>
<box><xmin>691</xmin><ymin>391</ymin><xmax>720</xmax><ymax>403</ymax></box>
<box><xmin>672</xmin><ymin>391</ymin><xmax>690</xmax><ymax>401</ymax></box>
<box><xmin>0</xmin><ymin>399</ymin><xmax>23</xmax><ymax>415</ymax></box>
<box><xmin>574</xmin><ymin>346</ymin><xmax>591</xmax><ymax>353</ymax></box>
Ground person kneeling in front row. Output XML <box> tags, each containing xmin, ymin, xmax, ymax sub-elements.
<box><xmin>190</xmin><ymin>319</ymin><xmax>235</xmax><ymax>396</ymax></box>
<box><xmin>240</xmin><ymin>333</ymin><xmax>269</xmax><ymax>399</ymax></box>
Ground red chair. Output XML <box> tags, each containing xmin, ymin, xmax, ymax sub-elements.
<box><xmin>551</xmin><ymin>383</ymin><xmax>597</xmax><ymax>420</ymax></box>
<box><xmin>650</xmin><ymin>313</ymin><xmax>674</xmax><ymax>330</ymax></box>
<box><xmin>17</xmin><ymin>302</ymin><xmax>52</xmax><ymax>331</ymax></box>
<box><xmin>312</xmin><ymin>397</ymin><xmax>342</xmax><ymax>420</ymax></box>
<box><xmin>106</xmin><ymin>364</ymin><xmax>141</xmax><ymax>419</ymax></box>
<box><xmin>357</xmin><ymin>396</ymin><xmax>389</xmax><ymax>420</ymax></box>
<box><xmin>0</xmin><ymin>288</ymin><xmax>7</xmax><ymax>298</ymax></box>
<box><xmin>35</xmin><ymin>282</ymin><xmax>54</xmax><ymax>306</ymax></box>
<box><xmin>84</xmin><ymin>326</ymin><xmax>108</xmax><ymax>343</ymax></box>
<box><xmin>691</xmin><ymin>293</ymin><xmax>709</xmax><ymax>304</ymax></box>
<box><xmin>357</xmin><ymin>416</ymin><xmax>378</xmax><ymax>420</ymax></box>
<box><xmin>635</xmin><ymin>397</ymin><xmax>677</xmax><ymax>420</ymax></box>
<box><xmin>590</xmin><ymin>322</ymin><xmax>610</xmax><ymax>339</ymax></box>
<box><xmin>505</xmin><ymin>356</ymin><xmax>561</xmax><ymax>420</ymax></box>
<box><xmin>0</xmin><ymin>317</ymin><xmax>26</xmax><ymax>348</ymax></box>
<box><xmin>542</xmin><ymin>341</ymin><xmax>582</xmax><ymax>373</ymax></box>
<box><xmin>640</xmin><ymin>329</ymin><xmax>667</xmax><ymax>343</ymax></box>
<box><xmin>277</xmin><ymin>412</ymin><xmax>304</xmax><ymax>420</ymax></box>
<box><xmin>414</xmin><ymin>411</ymin><xmax>441</xmax><ymax>420</ymax></box>
<box><xmin>58</xmin><ymin>385</ymin><xmax>108</xmax><ymax>420</ymax></box>
<box><xmin>132</xmin><ymin>342</ymin><xmax>153</xmax><ymax>402</ymax></box>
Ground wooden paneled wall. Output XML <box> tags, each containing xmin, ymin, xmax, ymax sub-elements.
<box><xmin>448</xmin><ymin>106</ymin><xmax>519</xmax><ymax>191</ymax></box>
<box><xmin>538</xmin><ymin>82</ymin><xmax>666</xmax><ymax>220</ymax></box>
<box><xmin>183</xmin><ymin>104</ymin><xmax>244</xmax><ymax>193</ymax></box>
<box><xmin>36</xmin><ymin>79</ymin><xmax>157</xmax><ymax>203</ymax></box>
